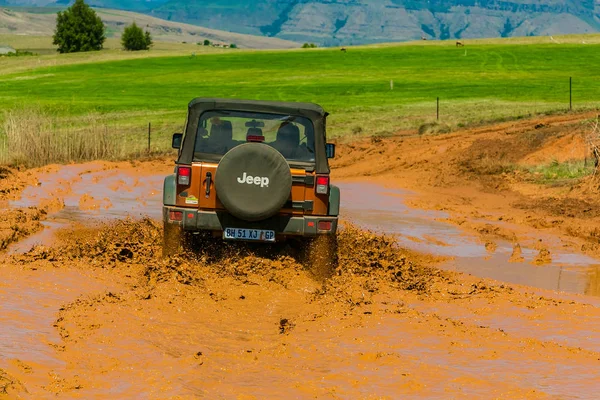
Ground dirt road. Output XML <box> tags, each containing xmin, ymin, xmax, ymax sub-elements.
<box><xmin>2</xmin><ymin>113</ymin><xmax>600</xmax><ymax>398</ymax></box>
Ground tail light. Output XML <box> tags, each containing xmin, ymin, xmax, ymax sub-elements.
<box><xmin>247</xmin><ymin>135</ymin><xmax>265</xmax><ymax>142</ymax></box>
<box><xmin>169</xmin><ymin>211</ymin><xmax>183</xmax><ymax>221</ymax></box>
<box><xmin>315</xmin><ymin>176</ymin><xmax>329</xmax><ymax>195</ymax></box>
<box><xmin>177</xmin><ymin>166</ymin><xmax>191</xmax><ymax>186</ymax></box>
<box><xmin>318</xmin><ymin>221</ymin><xmax>332</xmax><ymax>231</ymax></box>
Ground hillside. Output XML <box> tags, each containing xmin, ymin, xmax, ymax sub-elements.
<box><xmin>0</xmin><ymin>6</ymin><xmax>298</xmax><ymax>49</ymax></box>
<box><xmin>5</xmin><ymin>0</ymin><xmax>599</xmax><ymax>46</ymax></box>
<box><xmin>147</xmin><ymin>0</ymin><xmax>600</xmax><ymax>46</ymax></box>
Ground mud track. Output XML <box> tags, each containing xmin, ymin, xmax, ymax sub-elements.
<box><xmin>3</xmin><ymin>219</ymin><xmax>600</xmax><ymax>398</ymax></box>
<box><xmin>2</xmin><ymin>113</ymin><xmax>600</xmax><ymax>398</ymax></box>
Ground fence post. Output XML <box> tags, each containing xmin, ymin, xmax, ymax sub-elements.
<box><xmin>569</xmin><ymin>77</ymin><xmax>572</xmax><ymax>111</ymax></box>
<box><xmin>148</xmin><ymin>122</ymin><xmax>151</xmax><ymax>154</ymax></box>
<box><xmin>436</xmin><ymin>97</ymin><xmax>440</xmax><ymax>121</ymax></box>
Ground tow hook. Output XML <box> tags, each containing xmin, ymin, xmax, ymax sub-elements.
<box><xmin>204</xmin><ymin>172</ymin><xmax>212</xmax><ymax>198</ymax></box>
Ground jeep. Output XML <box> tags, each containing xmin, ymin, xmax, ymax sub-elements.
<box><xmin>163</xmin><ymin>98</ymin><xmax>340</xmax><ymax>257</ymax></box>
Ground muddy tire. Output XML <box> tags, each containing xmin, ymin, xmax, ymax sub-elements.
<box><xmin>163</xmin><ymin>222</ymin><xmax>183</xmax><ymax>257</ymax></box>
<box><xmin>301</xmin><ymin>235</ymin><xmax>338</xmax><ymax>281</ymax></box>
<box><xmin>215</xmin><ymin>143</ymin><xmax>292</xmax><ymax>221</ymax></box>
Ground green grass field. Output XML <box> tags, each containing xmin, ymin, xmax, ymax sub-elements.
<box><xmin>1</xmin><ymin>36</ymin><xmax>600</xmax><ymax>164</ymax></box>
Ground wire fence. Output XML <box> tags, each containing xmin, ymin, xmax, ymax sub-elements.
<box><xmin>1</xmin><ymin>76</ymin><xmax>598</xmax><ymax>165</ymax></box>
<box><xmin>429</xmin><ymin>76</ymin><xmax>585</xmax><ymax>120</ymax></box>
<box><xmin>329</xmin><ymin>76</ymin><xmax>600</xmax><ymax>138</ymax></box>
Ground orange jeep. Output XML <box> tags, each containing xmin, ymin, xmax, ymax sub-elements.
<box><xmin>163</xmin><ymin>98</ymin><xmax>340</xmax><ymax>255</ymax></box>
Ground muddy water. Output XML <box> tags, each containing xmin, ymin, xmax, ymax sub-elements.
<box><xmin>3</xmin><ymin>164</ymin><xmax>600</xmax><ymax>398</ymax></box>
<box><xmin>8</xmin><ymin>167</ymin><xmax>600</xmax><ymax>298</ymax></box>
<box><xmin>338</xmin><ymin>182</ymin><xmax>600</xmax><ymax>297</ymax></box>
<box><xmin>340</xmin><ymin>183</ymin><xmax>600</xmax><ymax>295</ymax></box>
<box><xmin>12</xmin><ymin>163</ymin><xmax>164</xmax><ymax>221</ymax></box>
<box><xmin>8</xmin><ymin>163</ymin><xmax>165</xmax><ymax>254</ymax></box>
<box><xmin>0</xmin><ymin>266</ymin><xmax>112</xmax><ymax>397</ymax></box>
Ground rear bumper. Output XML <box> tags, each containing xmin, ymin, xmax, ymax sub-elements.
<box><xmin>163</xmin><ymin>207</ymin><xmax>338</xmax><ymax>237</ymax></box>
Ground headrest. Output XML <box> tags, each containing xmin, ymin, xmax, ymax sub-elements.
<box><xmin>210</xmin><ymin>120</ymin><xmax>233</xmax><ymax>141</ymax></box>
<box><xmin>277</xmin><ymin>123</ymin><xmax>300</xmax><ymax>145</ymax></box>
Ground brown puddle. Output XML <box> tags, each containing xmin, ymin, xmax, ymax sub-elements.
<box><xmin>7</xmin><ymin>163</ymin><xmax>166</xmax><ymax>254</ymax></box>
<box><xmin>10</xmin><ymin>163</ymin><xmax>165</xmax><ymax>222</ymax></box>
<box><xmin>338</xmin><ymin>183</ymin><xmax>600</xmax><ymax>298</ymax></box>
<box><xmin>0</xmin><ymin>265</ymin><xmax>113</xmax><ymax>397</ymax></box>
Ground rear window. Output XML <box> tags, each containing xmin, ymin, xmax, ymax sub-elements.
<box><xmin>193</xmin><ymin>110</ymin><xmax>315</xmax><ymax>164</ymax></box>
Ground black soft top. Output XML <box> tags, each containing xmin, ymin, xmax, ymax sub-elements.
<box><xmin>188</xmin><ymin>98</ymin><xmax>328</xmax><ymax>119</ymax></box>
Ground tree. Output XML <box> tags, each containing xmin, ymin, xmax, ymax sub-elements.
<box><xmin>203</xmin><ymin>39</ymin><xmax>211</xmax><ymax>46</ymax></box>
<box><xmin>121</xmin><ymin>22</ymin><xmax>152</xmax><ymax>51</ymax></box>
<box><xmin>53</xmin><ymin>0</ymin><xmax>105</xmax><ymax>53</ymax></box>
<box><xmin>145</xmin><ymin>30</ymin><xmax>153</xmax><ymax>48</ymax></box>
<box><xmin>230</xmin><ymin>43</ymin><xmax>237</xmax><ymax>49</ymax></box>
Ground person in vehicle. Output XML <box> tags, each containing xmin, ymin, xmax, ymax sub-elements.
<box><xmin>197</xmin><ymin>120</ymin><xmax>234</xmax><ymax>154</ymax></box>
<box><xmin>270</xmin><ymin>122</ymin><xmax>315</xmax><ymax>161</ymax></box>
<box><xmin>271</xmin><ymin>122</ymin><xmax>301</xmax><ymax>159</ymax></box>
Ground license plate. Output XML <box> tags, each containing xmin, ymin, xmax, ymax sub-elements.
<box><xmin>223</xmin><ymin>228</ymin><xmax>276</xmax><ymax>242</ymax></box>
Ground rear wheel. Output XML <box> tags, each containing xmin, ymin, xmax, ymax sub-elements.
<box><xmin>301</xmin><ymin>235</ymin><xmax>338</xmax><ymax>281</ymax></box>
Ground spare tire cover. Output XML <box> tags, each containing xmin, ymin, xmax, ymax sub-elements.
<box><xmin>216</xmin><ymin>143</ymin><xmax>292</xmax><ymax>221</ymax></box>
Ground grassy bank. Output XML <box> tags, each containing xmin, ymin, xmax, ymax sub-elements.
<box><xmin>1</xmin><ymin>36</ymin><xmax>600</xmax><ymax>163</ymax></box>
<box><xmin>0</xmin><ymin>109</ymin><xmax>178</xmax><ymax>167</ymax></box>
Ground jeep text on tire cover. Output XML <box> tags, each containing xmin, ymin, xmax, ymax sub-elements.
<box><xmin>162</xmin><ymin>98</ymin><xmax>340</xmax><ymax>253</ymax></box>
<box><xmin>237</xmin><ymin>172</ymin><xmax>270</xmax><ymax>187</ymax></box>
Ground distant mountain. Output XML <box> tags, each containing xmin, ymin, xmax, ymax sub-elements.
<box><xmin>2</xmin><ymin>0</ymin><xmax>600</xmax><ymax>46</ymax></box>
<box><xmin>146</xmin><ymin>0</ymin><xmax>600</xmax><ymax>45</ymax></box>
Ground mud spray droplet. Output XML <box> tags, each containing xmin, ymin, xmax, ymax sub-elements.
<box><xmin>485</xmin><ymin>241</ymin><xmax>497</xmax><ymax>254</ymax></box>
<box><xmin>532</xmin><ymin>248</ymin><xmax>552</xmax><ymax>266</ymax></box>
<box><xmin>279</xmin><ymin>318</ymin><xmax>294</xmax><ymax>334</ymax></box>
<box><xmin>509</xmin><ymin>243</ymin><xmax>525</xmax><ymax>263</ymax></box>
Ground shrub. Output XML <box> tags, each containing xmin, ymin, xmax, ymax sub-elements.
<box><xmin>53</xmin><ymin>0</ymin><xmax>105</xmax><ymax>53</ymax></box>
<box><xmin>122</xmin><ymin>22</ymin><xmax>152</xmax><ymax>51</ymax></box>
<box><xmin>230</xmin><ymin>43</ymin><xmax>237</xmax><ymax>49</ymax></box>
<box><xmin>418</xmin><ymin>122</ymin><xmax>451</xmax><ymax>135</ymax></box>
<box><xmin>203</xmin><ymin>39</ymin><xmax>211</xmax><ymax>46</ymax></box>
<box><xmin>0</xmin><ymin>50</ymin><xmax>36</xmax><ymax>57</ymax></box>
<box><xmin>302</xmin><ymin>43</ymin><xmax>318</xmax><ymax>48</ymax></box>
